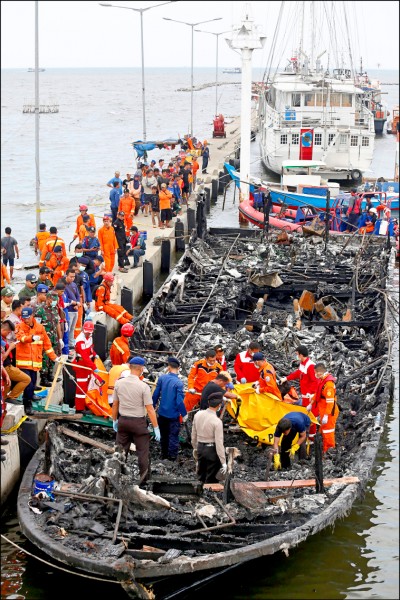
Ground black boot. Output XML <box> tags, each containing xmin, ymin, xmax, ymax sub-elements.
<box><xmin>23</xmin><ymin>401</ymin><xmax>34</xmax><ymax>416</ymax></box>
<box><xmin>1</xmin><ymin>438</ymin><xmax>9</xmax><ymax>446</ymax></box>
<box><xmin>1</xmin><ymin>449</ymin><xmax>7</xmax><ymax>461</ymax></box>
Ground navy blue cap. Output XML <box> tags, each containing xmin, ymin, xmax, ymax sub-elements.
<box><xmin>252</xmin><ymin>352</ymin><xmax>265</xmax><ymax>361</ymax></box>
<box><xmin>129</xmin><ymin>356</ymin><xmax>146</xmax><ymax>366</ymax></box>
<box><xmin>53</xmin><ymin>246</ymin><xmax>63</xmax><ymax>253</ymax></box>
<box><xmin>168</xmin><ymin>357</ymin><xmax>180</xmax><ymax>367</ymax></box>
<box><xmin>77</xmin><ymin>257</ymin><xmax>90</xmax><ymax>265</ymax></box>
<box><xmin>21</xmin><ymin>307</ymin><xmax>33</xmax><ymax>318</ymax></box>
<box><xmin>26</xmin><ymin>273</ymin><xmax>38</xmax><ymax>282</ymax></box>
<box><xmin>37</xmin><ymin>284</ymin><xmax>49</xmax><ymax>293</ymax></box>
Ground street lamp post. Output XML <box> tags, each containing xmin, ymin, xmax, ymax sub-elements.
<box><xmin>99</xmin><ymin>1</ymin><xmax>176</xmax><ymax>142</ymax></box>
<box><xmin>195</xmin><ymin>29</ymin><xmax>230</xmax><ymax>117</ymax></box>
<box><xmin>163</xmin><ymin>17</ymin><xmax>222</xmax><ymax>136</ymax></box>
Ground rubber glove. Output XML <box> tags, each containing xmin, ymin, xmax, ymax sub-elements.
<box><xmin>306</xmin><ymin>403</ymin><xmax>313</xmax><ymax>412</ymax></box>
<box><xmin>54</xmin><ymin>356</ymin><xmax>62</xmax><ymax>363</ymax></box>
<box><xmin>153</xmin><ymin>426</ymin><xmax>161</xmax><ymax>442</ymax></box>
<box><xmin>182</xmin><ymin>414</ymin><xmax>188</xmax><ymax>423</ymax></box>
<box><xmin>280</xmin><ymin>377</ymin><xmax>287</xmax><ymax>384</ymax></box>
<box><xmin>225</xmin><ymin>382</ymin><xmax>234</xmax><ymax>391</ymax></box>
<box><xmin>288</xmin><ymin>443</ymin><xmax>300</xmax><ymax>457</ymax></box>
<box><xmin>321</xmin><ymin>415</ymin><xmax>328</xmax><ymax>425</ymax></box>
<box><xmin>112</xmin><ymin>420</ymin><xmax>118</xmax><ymax>432</ymax></box>
<box><xmin>94</xmin><ymin>369</ymin><xmax>99</xmax><ymax>373</ymax></box>
<box><xmin>273</xmin><ymin>453</ymin><xmax>281</xmax><ymax>470</ymax></box>
<box><xmin>193</xmin><ymin>449</ymin><xmax>198</xmax><ymax>460</ymax></box>
<box><xmin>32</xmin><ymin>335</ymin><xmax>41</xmax><ymax>341</ymax></box>
<box><xmin>188</xmin><ymin>388</ymin><xmax>196</xmax><ymax>395</ymax></box>
<box><xmin>240</xmin><ymin>378</ymin><xmax>247</xmax><ymax>384</ymax></box>
<box><xmin>59</xmin><ymin>339</ymin><xmax>64</xmax><ymax>349</ymax></box>
<box><xmin>253</xmin><ymin>382</ymin><xmax>260</xmax><ymax>394</ymax></box>
<box><xmin>220</xmin><ymin>463</ymin><xmax>228</xmax><ymax>475</ymax></box>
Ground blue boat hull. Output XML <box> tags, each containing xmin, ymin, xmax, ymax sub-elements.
<box><xmin>270</xmin><ymin>190</ymin><xmax>399</xmax><ymax>213</ymax></box>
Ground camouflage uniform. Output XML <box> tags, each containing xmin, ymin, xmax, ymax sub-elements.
<box><xmin>35</xmin><ymin>302</ymin><xmax>61</xmax><ymax>381</ymax></box>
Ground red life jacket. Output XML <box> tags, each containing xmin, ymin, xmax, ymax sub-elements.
<box><xmin>351</xmin><ymin>195</ymin><xmax>363</xmax><ymax>214</ymax></box>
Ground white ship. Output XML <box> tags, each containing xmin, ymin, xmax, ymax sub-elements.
<box><xmin>258</xmin><ymin>4</ymin><xmax>375</xmax><ymax>183</ymax></box>
<box><xmin>222</xmin><ymin>67</ymin><xmax>241</xmax><ymax>74</ymax></box>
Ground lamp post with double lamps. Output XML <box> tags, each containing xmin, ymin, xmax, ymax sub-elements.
<box><xmin>163</xmin><ymin>17</ymin><xmax>222</xmax><ymax>136</ymax></box>
<box><xmin>99</xmin><ymin>1</ymin><xmax>177</xmax><ymax>142</ymax></box>
<box><xmin>194</xmin><ymin>29</ymin><xmax>231</xmax><ymax>118</ymax></box>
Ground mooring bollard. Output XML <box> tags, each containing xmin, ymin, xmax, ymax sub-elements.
<box><xmin>205</xmin><ymin>186</ymin><xmax>211</xmax><ymax>213</ymax></box>
<box><xmin>218</xmin><ymin>170</ymin><xmax>226</xmax><ymax>195</ymax></box>
<box><xmin>93</xmin><ymin>321</ymin><xmax>107</xmax><ymax>361</ymax></box>
<box><xmin>161</xmin><ymin>239</ymin><xmax>171</xmax><ymax>273</ymax></box>
<box><xmin>187</xmin><ymin>207</ymin><xmax>196</xmax><ymax>232</ymax></box>
<box><xmin>121</xmin><ymin>286</ymin><xmax>133</xmax><ymax>317</ymax></box>
<box><xmin>143</xmin><ymin>259</ymin><xmax>153</xmax><ymax>298</ymax></box>
<box><xmin>211</xmin><ymin>178</ymin><xmax>218</xmax><ymax>200</ymax></box>
<box><xmin>175</xmin><ymin>219</ymin><xmax>185</xmax><ymax>252</ymax></box>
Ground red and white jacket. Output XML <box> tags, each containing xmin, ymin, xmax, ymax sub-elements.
<box><xmin>234</xmin><ymin>350</ymin><xmax>259</xmax><ymax>383</ymax></box>
<box><xmin>287</xmin><ymin>357</ymin><xmax>318</xmax><ymax>403</ymax></box>
<box><xmin>74</xmin><ymin>332</ymin><xmax>97</xmax><ymax>371</ymax></box>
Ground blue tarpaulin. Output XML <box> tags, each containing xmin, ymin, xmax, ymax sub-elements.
<box><xmin>132</xmin><ymin>139</ymin><xmax>183</xmax><ymax>158</ymax></box>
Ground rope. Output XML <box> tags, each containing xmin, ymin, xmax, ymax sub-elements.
<box><xmin>0</xmin><ymin>534</ymin><xmax>120</xmax><ymax>584</ymax></box>
<box><xmin>2</xmin><ymin>415</ymin><xmax>28</xmax><ymax>434</ymax></box>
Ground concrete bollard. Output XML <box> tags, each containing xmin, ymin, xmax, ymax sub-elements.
<box><xmin>93</xmin><ymin>321</ymin><xmax>107</xmax><ymax>361</ymax></box>
<box><xmin>211</xmin><ymin>179</ymin><xmax>218</xmax><ymax>200</ymax></box>
<box><xmin>143</xmin><ymin>260</ymin><xmax>153</xmax><ymax>298</ymax></box>
<box><xmin>161</xmin><ymin>239</ymin><xmax>171</xmax><ymax>274</ymax></box>
<box><xmin>205</xmin><ymin>186</ymin><xmax>211</xmax><ymax>213</ymax></box>
<box><xmin>218</xmin><ymin>170</ymin><xmax>226</xmax><ymax>195</ymax></box>
<box><xmin>175</xmin><ymin>219</ymin><xmax>185</xmax><ymax>252</ymax></box>
<box><xmin>187</xmin><ymin>207</ymin><xmax>196</xmax><ymax>233</ymax></box>
<box><xmin>121</xmin><ymin>286</ymin><xmax>134</xmax><ymax>317</ymax></box>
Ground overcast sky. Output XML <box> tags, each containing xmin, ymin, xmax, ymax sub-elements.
<box><xmin>1</xmin><ymin>1</ymin><xmax>399</xmax><ymax>71</ymax></box>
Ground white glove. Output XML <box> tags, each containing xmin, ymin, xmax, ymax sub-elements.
<box><xmin>220</xmin><ymin>463</ymin><xmax>228</xmax><ymax>475</ymax></box>
<box><xmin>321</xmin><ymin>415</ymin><xmax>328</xmax><ymax>425</ymax></box>
<box><xmin>32</xmin><ymin>335</ymin><xmax>41</xmax><ymax>341</ymax></box>
<box><xmin>193</xmin><ymin>449</ymin><xmax>198</xmax><ymax>460</ymax></box>
<box><xmin>188</xmin><ymin>388</ymin><xmax>196</xmax><ymax>395</ymax></box>
<box><xmin>55</xmin><ymin>356</ymin><xmax>62</xmax><ymax>363</ymax></box>
<box><xmin>59</xmin><ymin>339</ymin><xmax>64</xmax><ymax>349</ymax></box>
<box><xmin>153</xmin><ymin>426</ymin><xmax>161</xmax><ymax>442</ymax></box>
<box><xmin>306</xmin><ymin>403</ymin><xmax>313</xmax><ymax>412</ymax></box>
<box><xmin>112</xmin><ymin>420</ymin><xmax>118</xmax><ymax>432</ymax></box>
<box><xmin>252</xmin><ymin>382</ymin><xmax>260</xmax><ymax>394</ymax></box>
<box><xmin>240</xmin><ymin>378</ymin><xmax>247</xmax><ymax>384</ymax></box>
<box><xmin>182</xmin><ymin>414</ymin><xmax>188</xmax><ymax>423</ymax></box>
<box><xmin>64</xmin><ymin>322</ymin><xmax>69</xmax><ymax>332</ymax></box>
<box><xmin>280</xmin><ymin>377</ymin><xmax>287</xmax><ymax>384</ymax></box>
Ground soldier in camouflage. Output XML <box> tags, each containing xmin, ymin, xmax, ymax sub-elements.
<box><xmin>35</xmin><ymin>291</ymin><xmax>63</xmax><ymax>386</ymax></box>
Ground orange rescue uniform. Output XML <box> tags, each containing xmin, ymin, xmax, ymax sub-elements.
<box><xmin>98</xmin><ymin>226</ymin><xmax>118</xmax><ymax>272</ymax></box>
<box><xmin>184</xmin><ymin>358</ymin><xmax>223</xmax><ymax>412</ymax></box>
<box><xmin>46</xmin><ymin>255</ymin><xmax>70</xmax><ymax>286</ymax></box>
<box><xmin>94</xmin><ymin>283</ymin><xmax>133</xmax><ymax>326</ymax></box>
<box><xmin>74</xmin><ymin>214</ymin><xmax>96</xmax><ymax>240</ymax></box>
<box><xmin>1</xmin><ymin>264</ymin><xmax>10</xmax><ymax>287</ymax></box>
<box><xmin>118</xmin><ymin>196</ymin><xmax>134</xmax><ymax>234</ymax></box>
<box><xmin>15</xmin><ymin>319</ymin><xmax>57</xmax><ymax>371</ymax></box>
<box><xmin>313</xmin><ymin>374</ymin><xmax>339</xmax><ymax>453</ymax></box>
<box><xmin>109</xmin><ymin>335</ymin><xmax>131</xmax><ymax>366</ymax></box>
<box><xmin>258</xmin><ymin>361</ymin><xmax>282</xmax><ymax>400</ymax></box>
<box><xmin>39</xmin><ymin>235</ymin><xmax>67</xmax><ymax>266</ymax></box>
<box><xmin>34</xmin><ymin>230</ymin><xmax>50</xmax><ymax>253</ymax></box>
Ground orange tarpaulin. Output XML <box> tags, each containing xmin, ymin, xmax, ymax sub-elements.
<box><xmin>85</xmin><ymin>357</ymin><xmax>112</xmax><ymax>418</ymax></box>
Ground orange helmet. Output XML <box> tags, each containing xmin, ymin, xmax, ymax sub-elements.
<box><xmin>83</xmin><ymin>320</ymin><xmax>94</xmax><ymax>333</ymax></box>
<box><xmin>103</xmin><ymin>272</ymin><xmax>114</xmax><ymax>283</ymax></box>
<box><xmin>121</xmin><ymin>323</ymin><xmax>135</xmax><ymax>336</ymax></box>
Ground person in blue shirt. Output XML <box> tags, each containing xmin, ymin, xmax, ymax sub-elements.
<box><xmin>152</xmin><ymin>356</ymin><xmax>187</xmax><ymax>461</ymax></box>
<box><xmin>107</xmin><ymin>171</ymin><xmax>123</xmax><ymax>197</ymax></box>
<box><xmin>89</xmin><ymin>255</ymin><xmax>105</xmax><ymax>295</ymax></box>
<box><xmin>77</xmin><ymin>257</ymin><xmax>92</xmax><ymax>304</ymax></box>
<box><xmin>109</xmin><ymin>181</ymin><xmax>121</xmax><ymax>222</ymax></box>
<box><xmin>82</xmin><ymin>227</ymin><xmax>101</xmax><ymax>260</ymax></box>
<box><xmin>272</xmin><ymin>411</ymin><xmax>311</xmax><ymax>469</ymax></box>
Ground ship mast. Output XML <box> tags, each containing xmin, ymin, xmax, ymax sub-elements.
<box><xmin>310</xmin><ymin>1</ymin><xmax>315</xmax><ymax>70</ymax></box>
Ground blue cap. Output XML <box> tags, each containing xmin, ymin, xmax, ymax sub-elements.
<box><xmin>21</xmin><ymin>307</ymin><xmax>33</xmax><ymax>318</ymax></box>
<box><xmin>252</xmin><ymin>352</ymin><xmax>265</xmax><ymax>361</ymax></box>
<box><xmin>129</xmin><ymin>356</ymin><xmax>146</xmax><ymax>366</ymax></box>
<box><xmin>168</xmin><ymin>357</ymin><xmax>180</xmax><ymax>367</ymax></box>
<box><xmin>37</xmin><ymin>284</ymin><xmax>49</xmax><ymax>293</ymax></box>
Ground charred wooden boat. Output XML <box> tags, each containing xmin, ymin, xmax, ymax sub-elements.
<box><xmin>18</xmin><ymin>210</ymin><xmax>395</xmax><ymax>598</ymax></box>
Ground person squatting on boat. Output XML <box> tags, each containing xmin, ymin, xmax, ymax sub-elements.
<box><xmin>252</xmin><ymin>352</ymin><xmax>282</xmax><ymax>400</ymax></box>
<box><xmin>109</xmin><ymin>323</ymin><xmax>134</xmax><ymax>366</ymax></box>
<box><xmin>184</xmin><ymin>348</ymin><xmax>223</xmax><ymax>412</ymax></box>
<box><xmin>200</xmin><ymin>371</ymin><xmax>238</xmax><ymax>411</ymax></box>
<box><xmin>112</xmin><ymin>356</ymin><xmax>160</xmax><ymax>486</ymax></box>
<box><xmin>191</xmin><ymin>392</ymin><xmax>227</xmax><ymax>483</ymax></box>
<box><xmin>152</xmin><ymin>356</ymin><xmax>187</xmax><ymax>461</ymax></box>
<box><xmin>272</xmin><ymin>411</ymin><xmax>311</xmax><ymax>470</ymax></box>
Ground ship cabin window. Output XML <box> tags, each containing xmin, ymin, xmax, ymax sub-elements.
<box><xmin>305</xmin><ymin>93</ymin><xmax>315</xmax><ymax>107</ymax></box>
<box><xmin>328</xmin><ymin>133</ymin><xmax>335</xmax><ymax>145</ymax></box>
<box><xmin>292</xmin><ymin>93</ymin><xmax>301</xmax><ymax>107</ymax></box>
<box><xmin>341</xmin><ymin>93</ymin><xmax>352</xmax><ymax>107</ymax></box>
<box><xmin>291</xmin><ymin>133</ymin><xmax>299</xmax><ymax>145</ymax></box>
<box><xmin>280</xmin><ymin>134</ymin><xmax>288</xmax><ymax>144</ymax></box>
<box><xmin>314</xmin><ymin>133</ymin><xmax>322</xmax><ymax>145</ymax></box>
<box><xmin>315</xmin><ymin>92</ymin><xmax>327</xmax><ymax>107</ymax></box>
<box><xmin>330</xmin><ymin>93</ymin><xmax>341</xmax><ymax>107</ymax></box>
<box><xmin>350</xmin><ymin>135</ymin><xmax>358</xmax><ymax>147</ymax></box>
<box><xmin>361</xmin><ymin>136</ymin><xmax>370</xmax><ymax>146</ymax></box>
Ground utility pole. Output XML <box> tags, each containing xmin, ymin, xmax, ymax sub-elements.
<box><xmin>226</xmin><ymin>4</ymin><xmax>266</xmax><ymax>202</ymax></box>
<box><xmin>35</xmin><ymin>0</ymin><xmax>41</xmax><ymax>232</ymax></box>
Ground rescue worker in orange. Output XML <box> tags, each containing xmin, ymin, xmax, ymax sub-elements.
<box><xmin>118</xmin><ymin>189</ymin><xmax>134</xmax><ymax>235</ymax></box>
<box><xmin>71</xmin><ymin>320</ymin><xmax>101</xmax><ymax>412</ymax></box>
<box><xmin>39</xmin><ymin>226</ymin><xmax>67</xmax><ymax>267</ymax></box>
<box><xmin>33</xmin><ymin>223</ymin><xmax>50</xmax><ymax>256</ymax></box>
<box><xmin>307</xmin><ymin>362</ymin><xmax>340</xmax><ymax>453</ymax></box>
<box><xmin>15</xmin><ymin>306</ymin><xmax>59</xmax><ymax>415</ymax></box>
<box><xmin>72</xmin><ymin>205</ymin><xmax>96</xmax><ymax>242</ymax></box>
<box><xmin>252</xmin><ymin>352</ymin><xmax>282</xmax><ymax>400</ymax></box>
<box><xmin>109</xmin><ymin>323</ymin><xmax>134</xmax><ymax>366</ymax></box>
<box><xmin>47</xmin><ymin>246</ymin><xmax>70</xmax><ymax>286</ymax></box>
<box><xmin>94</xmin><ymin>272</ymin><xmax>134</xmax><ymax>326</ymax></box>
<box><xmin>1</xmin><ymin>262</ymin><xmax>10</xmax><ymax>288</ymax></box>
<box><xmin>98</xmin><ymin>216</ymin><xmax>118</xmax><ymax>273</ymax></box>
<box><xmin>184</xmin><ymin>348</ymin><xmax>223</xmax><ymax>412</ymax></box>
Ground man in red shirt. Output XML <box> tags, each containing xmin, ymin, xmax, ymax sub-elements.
<box><xmin>234</xmin><ymin>341</ymin><xmax>261</xmax><ymax>384</ymax></box>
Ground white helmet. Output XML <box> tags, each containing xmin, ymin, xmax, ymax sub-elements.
<box><xmin>369</xmin><ymin>207</ymin><xmax>378</xmax><ymax>214</ymax></box>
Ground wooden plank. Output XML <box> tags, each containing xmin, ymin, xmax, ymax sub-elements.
<box><xmin>204</xmin><ymin>476</ymin><xmax>360</xmax><ymax>492</ymax></box>
<box><xmin>59</xmin><ymin>426</ymin><xmax>115</xmax><ymax>453</ymax></box>
<box><xmin>29</xmin><ymin>413</ymin><xmax>83</xmax><ymax>421</ymax></box>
